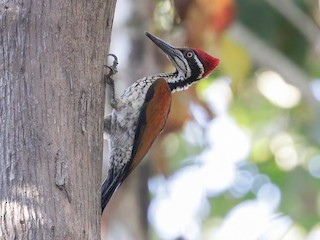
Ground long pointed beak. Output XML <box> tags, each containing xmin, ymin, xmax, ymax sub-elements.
<box><xmin>145</xmin><ymin>32</ymin><xmax>179</xmax><ymax>58</ymax></box>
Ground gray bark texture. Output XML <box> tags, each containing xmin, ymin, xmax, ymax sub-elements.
<box><xmin>0</xmin><ymin>0</ymin><xmax>116</xmax><ymax>239</ymax></box>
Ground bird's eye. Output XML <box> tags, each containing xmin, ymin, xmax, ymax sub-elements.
<box><xmin>185</xmin><ymin>51</ymin><xmax>193</xmax><ymax>58</ymax></box>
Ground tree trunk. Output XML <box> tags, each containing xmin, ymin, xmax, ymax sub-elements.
<box><xmin>0</xmin><ymin>0</ymin><xmax>116</xmax><ymax>239</ymax></box>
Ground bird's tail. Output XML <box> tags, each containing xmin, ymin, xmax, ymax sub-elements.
<box><xmin>101</xmin><ymin>170</ymin><xmax>123</xmax><ymax>214</ymax></box>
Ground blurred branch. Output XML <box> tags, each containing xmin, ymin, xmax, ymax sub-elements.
<box><xmin>228</xmin><ymin>22</ymin><xmax>320</xmax><ymax>119</ymax></box>
<box><xmin>265</xmin><ymin>0</ymin><xmax>320</xmax><ymax>55</ymax></box>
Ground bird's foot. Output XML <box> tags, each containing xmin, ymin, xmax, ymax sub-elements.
<box><xmin>104</xmin><ymin>54</ymin><xmax>118</xmax><ymax>85</ymax></box>
<box><xmin>104</xmin><ymin>54</ymin><xmax>119</xmax><ymax>109</ymax></box>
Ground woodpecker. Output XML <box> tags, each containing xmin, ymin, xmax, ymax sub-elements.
<box><xmin>102</xmin><ymin>32</ymin><xmax>219</xmax><ymax>213</ymax></box>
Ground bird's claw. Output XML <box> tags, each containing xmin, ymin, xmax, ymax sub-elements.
<box><xmin>104</xmin><ymin>54</ymin><xmax>119</xmax><ymax>109</ymax></box>
<box><xmin>105</xmin><ymin>54</ymin><xmax>118</xmax><ymax>77</ymax></box>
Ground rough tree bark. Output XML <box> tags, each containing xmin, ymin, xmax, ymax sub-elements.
<box><xmin>0</xmin><ymin>0</ymin><xmax>116</xmax><ymax>239</ymax></box>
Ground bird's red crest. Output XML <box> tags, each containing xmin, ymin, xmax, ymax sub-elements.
<box><xmin>194</xmin><ymin>48</ymin><xmax>220</xmax><ymax>78</ymax></box>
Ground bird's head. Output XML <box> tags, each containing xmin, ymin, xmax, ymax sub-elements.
<box><xmin>146</xmin><ymin>32</ymin><xmax>220</xmax><ymax>92</ymax></box>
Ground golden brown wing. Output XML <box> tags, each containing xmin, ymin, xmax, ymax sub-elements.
<box><xmin>128</xmin><ymin>77</ymin><xmax>172</xmax><ymax>174</ymax></box>
<box><xmin>101</xmin><ymin>78</ymin><xmax>171</xmax><ymax>212</ymax></box>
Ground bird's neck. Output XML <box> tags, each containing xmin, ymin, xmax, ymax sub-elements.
<box><xmin>150</xmin><ymin>71</ymin><xmax>197</xmax><ymax>93</ymax></box>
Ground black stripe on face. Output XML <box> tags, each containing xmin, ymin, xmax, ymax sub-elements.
<box><xmin>168</xmin><ymin>49</ymin><xmax>202</xmax><ymax>91</ymax></box>
<box><xmin>170</xmin><ymin>54</ymin><xmax>187</xmax><ymax>74</ymax></box>
<box><xmin>189</xmin><ymin>57</ymin><xmax>201</xmax><ymax>80</ymax></box>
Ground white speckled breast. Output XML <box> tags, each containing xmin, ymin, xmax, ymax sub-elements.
<box><xmin>107</xmin><ymin>75</ymin><xmax>163</xmax><ymax>171</ymax></box>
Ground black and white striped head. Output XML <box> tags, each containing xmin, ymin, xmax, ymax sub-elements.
<box><xmin>146</xmin><ymin>32</ymin><xmax>220</xmax><ymax>92</ymax></box>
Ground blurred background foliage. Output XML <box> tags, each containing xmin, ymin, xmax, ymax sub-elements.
<box><xmin>102</xmin><ymin>0</ymin><xmax>320</xmax><ymax>239</ymax></box>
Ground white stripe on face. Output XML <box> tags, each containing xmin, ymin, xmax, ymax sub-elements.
<box><xmin>170</xmin><ymin>54</ymin><xmax>191</xmax><ymax>80</ymax></box>
<box><xmin>193</xmin><ymin>55</ymin><xmax>204</xmax><ymax>79</ymax></box>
